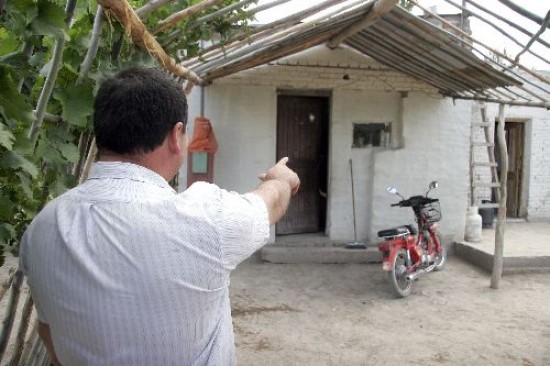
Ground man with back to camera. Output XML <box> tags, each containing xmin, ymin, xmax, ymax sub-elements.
<box><xmin>19</xmin><ymin>67</ymin><xmax>300</xmax><ymax>365</ymax></box>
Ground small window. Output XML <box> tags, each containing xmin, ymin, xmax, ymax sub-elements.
<box><xmin>352</xmin><ymin>123</ymin><xmax>391</xmax><ymax>148</ymax></box>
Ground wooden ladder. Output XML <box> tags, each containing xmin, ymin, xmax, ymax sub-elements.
<box><xmin>470</xmin><ymin>103</ymin><xmax>500</xmax><ymax>209</ymax></box>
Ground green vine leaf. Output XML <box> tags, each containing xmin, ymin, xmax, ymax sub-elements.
<box><xmin>10</xmin><ymin>0</ymin><xmax>39</xmax><ymax>26</ymax></box>
<box><xmin>0</xmin><ymin>223</ymin><xmax>16</xmax><ymax>247</ymax></box>
<box><xmin>15</xmin><ymin>172</ymin><xmax>34</xmax><ymax>199</ymax></box>
<box><xmin>0</xmin><ymin>124</ymin><xmax>15</xmax><ymax>151</ymax></box>
<box><xmin>29</xmin><ymin>0</ymin><xmax>68</xmax><ymax>39</ymax></box>
<box><xmin>0</xmin><ymin>66</ymin><xmax>34</xmax><ymax>125</ymax></box>
<box><xmin>58</xmin><ymin>142</ymin><xmax>80</xmax><ymax>163</ymax></box>
<box><xmin>0</xmin><ymin>195</ymin><xmax>14</xmax><ymax>221</ymax></box>
<box><xmin>53</xmin><ymin>83</ymin><xmax>94</xmax><ymax>127</ymax></box>
<box><xmin>0</xmin><ymin>151</ymin><xmax>39</xmax><ymax>178</ymax></box>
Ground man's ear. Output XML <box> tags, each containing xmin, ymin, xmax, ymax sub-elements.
<box><xmin>169</xmin><ymin>122</ymin><xmax>185</xmax><ymax>154</ymax></box>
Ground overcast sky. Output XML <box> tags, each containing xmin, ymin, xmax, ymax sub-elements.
<box><xmin>254</xmin><ymin>0</ymin><xmax>549</xmax><ymax>70</ymax></box>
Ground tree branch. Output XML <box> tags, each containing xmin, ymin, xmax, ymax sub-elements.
<box><xmin>29</xmin><ymin>0</ymin><xmax>78</xmax><ymax>151</ymax></box>
<box><xmin>77</xmin><ymin>6</ymin><xmax>104</xmax><ymax>83</ymax></box>
<box><xmin>98</xmin><ymin>0</ymin><xmax>205</xmax><ymax>85</ymax></box>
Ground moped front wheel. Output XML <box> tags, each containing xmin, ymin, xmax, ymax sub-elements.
<box><xmin>387</xmin><ymin>248</ymin><xmax>412</xmax><ymax>298</ymax></box>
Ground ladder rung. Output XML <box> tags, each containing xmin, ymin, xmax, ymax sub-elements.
<box><xmin>473</xmin><ymin>182</ymin><xmax>501</xmax><ymax>188</ymax></box>
<box><xmin>478</xmin><ymin>203</ymin><xmax>500</xmax><ymax>209</ymax></box>
<box><xmin>473</xmin><ymin>122</ymin><xmax>493</xmax><ymax>127</ymax></box>
<box><xmin>472</xmin><ymin>162</ymin><xmax>498</xmax><ymax>167</ymax></box>
<box><xmin>472</xmin><ymin>142</ymin><xmax>494</xmax><ymax>147</ymax></box>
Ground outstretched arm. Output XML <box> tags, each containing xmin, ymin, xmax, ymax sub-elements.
<box><xmin>251</xmin><ymin>157</ymin><xmax>300</xmax><ymax>225</ymax></box>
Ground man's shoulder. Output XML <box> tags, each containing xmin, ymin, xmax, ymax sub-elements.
<box><xmin>181</xmin><ymin>181</ymin><xmax>222</xmax><ymax>200</ymax></box>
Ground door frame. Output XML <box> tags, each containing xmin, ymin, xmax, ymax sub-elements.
<box><xmin>495</xmin><ymin>118</ymin><xmax>530</xmax><ymax>218</ymax></box>
<box><xmin>276</xmin><ymin>89</ymin><xmax>332</xmax><ymax>235</ymax></box>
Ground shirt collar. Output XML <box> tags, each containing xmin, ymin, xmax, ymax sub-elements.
<box><xmin>87</xmin><ymin>162</ymin><xmax>175</xmax><ymax>192</ymax></box>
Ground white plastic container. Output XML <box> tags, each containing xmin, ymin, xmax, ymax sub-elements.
<box><xmin>464</xmin><ymin>206</ymin><xmax>483</xmax><ymax>242</ymax></box>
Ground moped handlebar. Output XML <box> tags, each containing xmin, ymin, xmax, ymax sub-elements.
<box><xmin>390</xmin><ymin>197</ymin><xmax>439</xmax><ymax>208</ymax></box>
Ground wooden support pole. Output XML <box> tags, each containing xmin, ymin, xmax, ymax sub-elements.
<box><xmin>491</xmin><ymin>103</ymin><xmax>507</xmax><ymax>289</ymax></box>
<box><xmin>327</xmin><ymin>0</ymin><xmax>396</xmax><ymax>48</ymax></box>
<box><xmin>98</xmin><ymin>0</ymin><xmax>205</xmax><ymax>86</ymax></box>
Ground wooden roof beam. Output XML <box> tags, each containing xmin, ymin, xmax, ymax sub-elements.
<box><xmin>181</xmin><ymin>0</ymin><xmax>348</xmax><ymax>68</ymax></box>
<box><xmin>327</xmin><ymin>0</ymin><xmax>397</xmax><ymax>49</ymax></box>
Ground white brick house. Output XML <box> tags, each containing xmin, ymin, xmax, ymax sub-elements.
<box><xmin>181</xmin><ymin>45</ymin><xmax>550</xmax><ymax>245</ymax></box>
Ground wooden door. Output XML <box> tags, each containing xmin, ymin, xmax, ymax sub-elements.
<box><xmin>495</xmin><ymin>121</ymin><xmax>524</xmax><ymax>217</ymax></box>
<box><xmin>504</xmin><ymin>122</ymin><xmax>523</xmax><ymax>217</ymax></box>
<box><xmin>276</xmin><ymin>95</ymin><xmax>329</xmax><ymax>235</ymax></box>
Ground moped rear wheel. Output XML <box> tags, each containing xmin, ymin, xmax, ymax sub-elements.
<box><xmin>433</xmin><ymin>232</ymin><xmax>447</xmax><ymax>271</ymax></box>
<box><xmin>387</xmin><ymin>248</ymin><xmax>412</xmax><ymax>298</ymax></box>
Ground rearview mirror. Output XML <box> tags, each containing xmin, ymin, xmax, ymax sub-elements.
<box><xmin>429</xmin><ymin>181</ymin><xmax>439</xmax><ymax>189</ymax></box>
<box><xmin>386</xmin><ymin>187</ymin><xmax>398</xmax><ymax>195</ymax></box>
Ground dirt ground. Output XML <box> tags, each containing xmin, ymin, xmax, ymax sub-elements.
<box><xmin>230</xmin><ymin>258</ymin><xmax>550</xmax><ymax>366</ymax></box>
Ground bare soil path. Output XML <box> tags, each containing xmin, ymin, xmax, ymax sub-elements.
<box><xmin>230</xmin><ymin>258</ymin><xmax>550</xmax><ymax>366</ymax></box>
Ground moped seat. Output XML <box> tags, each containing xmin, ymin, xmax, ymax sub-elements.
<box><xmin>378</xmin><ymin>225</ymin><xmax>417</xmax><ymax>238</ymax></box>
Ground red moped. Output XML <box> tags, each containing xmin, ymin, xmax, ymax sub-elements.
<box><xmin>377</xmin><ymin>181</ymin><xmax>446</xmax><ymax>298</ymax></box>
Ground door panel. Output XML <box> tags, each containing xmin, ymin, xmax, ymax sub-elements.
<box><xmin>276</xmin><ymin>95</ymin><xmax>328</xmax><ymax>235</ymax></box>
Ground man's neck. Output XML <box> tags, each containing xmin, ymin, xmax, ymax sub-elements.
<box><xmin>98</xmin><ymin>151</ymin><xmax>173</xmax><ymax>181</ymax></box>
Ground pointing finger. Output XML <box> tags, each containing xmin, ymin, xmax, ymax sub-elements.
<box><xmin>277</xmin><ymin>157</ymin><xmax>289</xmax><ymax>166</ymax></box>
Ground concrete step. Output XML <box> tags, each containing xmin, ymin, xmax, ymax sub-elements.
<box><xmin>453</xmin><ymin>242</ymin><xmax>550</xmax><ymax>274</ymax></box>
<box><xmin>261</xmin><ymin>246</ymin><xmax>383</xmax><ymax>264</ymax></box>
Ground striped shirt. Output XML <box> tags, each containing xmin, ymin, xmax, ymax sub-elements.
<box><xmin>20</xmin><ymin>162</ymin><xmax>270</xmax><ymax>365</ymax></box>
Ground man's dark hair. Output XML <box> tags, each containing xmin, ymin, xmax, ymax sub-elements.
<box><xmin>93</xmin><ymin>67</ymin><xmax>188</xmax><ymax>154</ymax></box>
